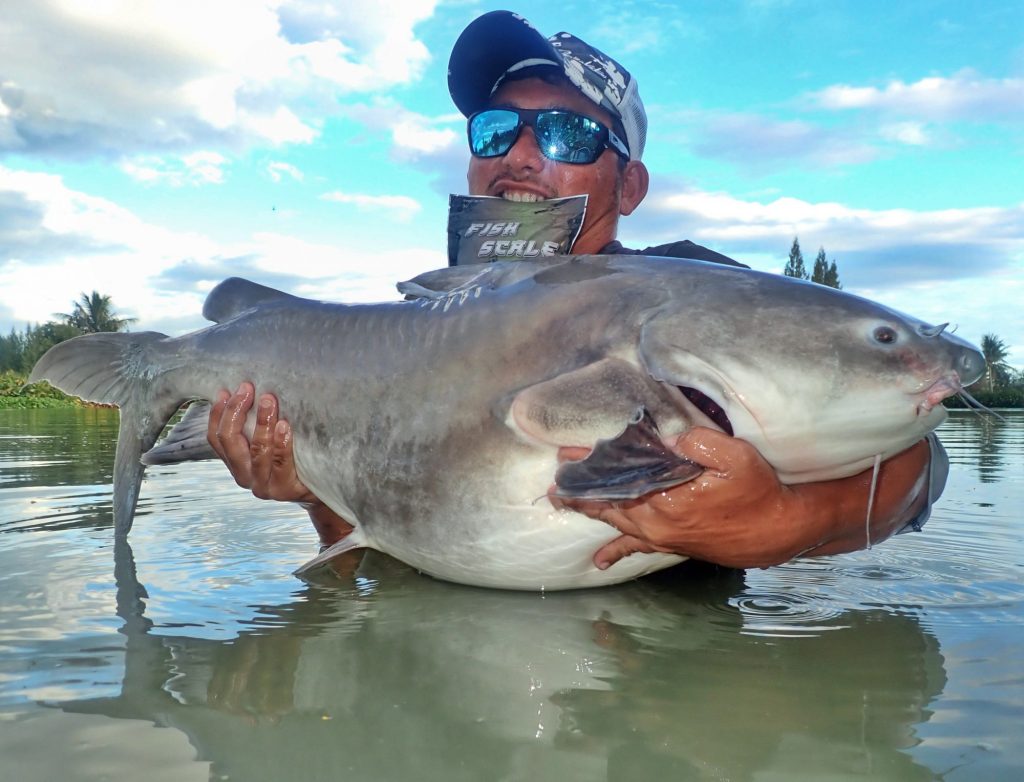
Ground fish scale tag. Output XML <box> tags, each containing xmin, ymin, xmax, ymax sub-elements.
<box><xmin>447</xmin><ymin>194</ymin><xmax>588</xmax><ymax>266</ymax></box>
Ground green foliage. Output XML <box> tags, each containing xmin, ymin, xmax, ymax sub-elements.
<box><xmin>56</xmin><ymin>291</ymin><xmax>137</xmax><ymax>333</ymax></box>
<box><xmin>811</xmin><ymin>247</ymin><xmax>826</xmax><ymax>283</ymax></box>
<box><xmin>21</xmin><ymin>322</ymin><xmax>84</xmax><ymax>371</ymax></box>
<box><xmin>0</xmin><ymin>369</ymin><xmax>82</xmax><ymax>409</ymax></box>
<box><xmin>0</xmin><ymin>328</ymin><xmax>26</xmax><ymax>372</ymax></box>
<box><xmin>809</xmin><ymin>246</ymin><xmax>842</xmax><ymax>289</ymax></box>
<box><xmin>978</xmin><ymin>333</ymin><xmax>1013</xmax><ymax>391</ymax></box>
<box><xmin>945</xmin><ymin>386</ymin><xmax>1024</xmax><ymax>409</ymax></box>
<box><xmin>783</xmin><ymin>237</ymin><xmax>807</xmax><ymax>280</ymax></box>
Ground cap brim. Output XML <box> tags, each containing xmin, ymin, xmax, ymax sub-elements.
<box><xmin>448</xmin><ymin>11</ymin><xmax>561</xmax><ymax>117</ymax></box>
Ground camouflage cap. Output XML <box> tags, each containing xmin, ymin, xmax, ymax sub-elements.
<box><xmin>448</xmin><ymin>10</ymin><xmax>647</xmax><ymax>161</ymax></box>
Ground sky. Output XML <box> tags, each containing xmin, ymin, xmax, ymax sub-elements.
<box><xmin>1</xmin><ymin>0</ymin><xmax>1022</xmax><ymax>367</ymax></box>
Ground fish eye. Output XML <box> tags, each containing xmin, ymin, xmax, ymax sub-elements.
<box><xmin>873</xmin><ymin>326</ymin><xmax>898</xmax><ymax>345</ymax></box>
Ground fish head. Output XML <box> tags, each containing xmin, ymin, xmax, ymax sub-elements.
<box><xmin>636</xmin><ymin>267</ymin><xmax>984</xmax><ymax>482</ymax></box>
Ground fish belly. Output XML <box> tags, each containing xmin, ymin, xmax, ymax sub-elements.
<box><xmin>348</xmin><ymin>449</ymin><xmax>685</xmax><ymax>591</ymax></box>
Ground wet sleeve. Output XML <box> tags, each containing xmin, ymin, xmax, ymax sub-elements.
<box><xmin>897</xmin><ymin>433</ymin><xmax>949</xmax><ymax>534</ymax></box>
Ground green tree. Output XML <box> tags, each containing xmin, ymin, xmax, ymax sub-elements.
<box><xmin>784</xmin><ymin>237</ymin><xmax>807</xmax><ymax>280</ymax></box>
<box><xmin>809</xmin><ymin>246</ymin><xmax>843</xmax><ymax>289</ymax></box>
<box><xmin>0</xmin><ymin>327</ymin><xmax>26</xmax><ymax>372</ymax></box>
<box><xmin>824</xmin><ymin>259</ymin><xmax>842</xmax><ymax>289</ymax></box>
<box><xmin>22</xmin><ymin>322</ymin><xmax>84</xmax><ymax>370</ymax></box>
<box><xmin>57</xmin><ymin>291</ymin><xmax>137</xmax><ymax>333</ymax></box>
<box><xmin>811</xmin><ymin>247</ymin><xmax>828</xmax><ymax>284</ymax></box>
<box><xmin>980</xmin><ymin>333</ymin><xmax>1012</xmax><ymax>391</ymax></box>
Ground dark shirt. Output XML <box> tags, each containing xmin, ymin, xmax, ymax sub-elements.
<box><xmin>599</xmin><ymin>239</ymin><xmax>749</xmax><ymax>269</ymax></box>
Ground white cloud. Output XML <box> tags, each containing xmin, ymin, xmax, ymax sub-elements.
<box><xmin>812</xmin><ymin>71</ymin><xmax>1024</xmax><ymax>121</ymax></box>
<box><xmin>879</xmin><ymin>122</ymin><xmax>932</xmax><ymax>146</ymax></box>
<box><xmin>646</xmin><ymin>187</ymin><xmax>1023</xmax><ymax>252</ymax></box>
<box><xmin>120</xmin><ymin>151</ymin><xmax>228</xmax><ymax>186</ymax></box>
<box><xmin>392</xmin><ymin>116</ymin><xmax>461</xmax><ymax>157</ymax></box>
<box><xmin>345</xmin><ymin>100</ymin><xmax>467</xmax><ymax>195</ymax></box>
<box><xmin>688</xmin><ymin>111</ymin><xmax>880</xmax><ymax>170</ymax></box>
<box><xmin>349</xmin><ymin>100</ymin><xmax>462</xmax><ymax>159</ymax></box>
<box><xmin>320</xmin><ymin>190</ymin><xmax>422</xmax><ymax>220</ymax></box>
<box><xmin>0</xmin><ymin>0</ymin><xmax>439</xmax><ymax>157</ymax></box>
<box><xmin>267</xmin><ymin>161</ymin><xmax>304</xmax><ymax>183</ymax></box>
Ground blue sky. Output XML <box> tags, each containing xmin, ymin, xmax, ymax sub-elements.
<box><xmin>1</xmin><ymin>0</ymin><xmax>1022</xmax><ymax>367</ymax></box>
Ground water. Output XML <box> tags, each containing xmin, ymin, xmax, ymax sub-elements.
<box><xmin>1</xmin><ymin>408</ymin><xmax>1021</xmax><ymax>781</ymax></box>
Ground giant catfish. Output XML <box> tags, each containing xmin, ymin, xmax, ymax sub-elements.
<box><xmin>29</xmin><ymin>255</ymin><xmax>985</xmax><ymax>590</ymax></box>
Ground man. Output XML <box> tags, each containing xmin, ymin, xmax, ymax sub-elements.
<box><xmin>208</xmin><ymin>11</ymin><xmax>944</xmax><ymax>572</ymax></box>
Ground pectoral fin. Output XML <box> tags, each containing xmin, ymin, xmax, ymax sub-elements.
<box><xmin>141</xmin><ymin>401</ymin><xmax>218</xmax><ymax>465</ymax></box>
<box><xmin>293</xmin><ymin>531</ymin><xmax>367</xmax><ymax>578</ymax></box>
<box><xmin>554</xmin><ymin>407</ymin><xmax>702</xmax><ymax>501</ymax></box>
<box><xmin>509</xmin><ymin>358</ymin><xmax>688</xmax><ymax>446</ymax></box>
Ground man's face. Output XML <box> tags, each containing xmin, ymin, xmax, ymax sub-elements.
<box><xmin>466</xmin><ymin>76</ymin><xmax>638</xmax><ymax>253</ymax></box>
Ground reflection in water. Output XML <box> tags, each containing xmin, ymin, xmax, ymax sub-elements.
<box><xmin>1</xmin><ymin>408</ymin><xmax>1022</xmax><ymax>781</ymax></box>
<box><xmin>0</xmin><ymin>407</ymin><xmax>118</xmax><ymax>489</ymax></box>
<box><xmin>939</xmin><ymin>409</ymin><xmax>1020</xmax><ymax>483</ymax></box>
<box><xmin>48</xmin><ymin>543</ymin><xmax>947</xmax><ymax>781</ymax></box>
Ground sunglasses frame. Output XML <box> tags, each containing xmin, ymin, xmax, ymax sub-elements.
<box><xmin>467</xmin><ymin>107</ymin><xmax>630</xmax><ymax>165</ymax></box>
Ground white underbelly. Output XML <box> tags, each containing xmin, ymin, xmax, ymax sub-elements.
<box><xmin>374</xmin><ymin>501</ymin><xmax>685</xmax><ymax>591</ymax></box>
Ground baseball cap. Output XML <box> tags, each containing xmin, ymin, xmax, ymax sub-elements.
<box><xmin>448</xmin><ymin>10</ymin><xmax>647</xmax><ymax>161</ymax></box>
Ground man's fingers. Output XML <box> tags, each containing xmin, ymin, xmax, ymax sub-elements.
<box><xmin>593</xmin><ymin>534</ymin><xmax>661</xmax><ymax>569</ymax></box>
<box><xmin>249</xmin><ymin>394</ymin><xmax>279</xmax><ymax>497</ymax></box>
<box><xmin>272</xmin><ymin>419</ymin><xmax>293</xmax><ymax>470</ymax></box>
<box><xmin>217</xmin><ymin>383</ymin><xmax>256</xmax><ymax>487</ymax></box>
<box><xmin>555</xmin><ymin>445</ymin><xmax>592</xmax><ymax>464</ymax></box>
<box><xmin>207</xmin><ymin>390</ymin><xmax>231</xmax><ymax>460</ymax></box>
<box><xmin>674</xmin><ymin>426</ymin><xmax>750</xmax><ymax>473</ymax></box>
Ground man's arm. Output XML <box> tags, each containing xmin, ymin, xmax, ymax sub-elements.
<box><xmin>206</xmin><ymin>383</ymin><xmax>353</xmax><ymax>546</ymax></box>
<box><xmin>552</xmin><ymin>428</ymin><xmax>937</xmax><ymax>570</ymax></box>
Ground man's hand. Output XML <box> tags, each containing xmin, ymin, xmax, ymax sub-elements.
<box><xmin>551</xmin><ymin>427</ymin><xmax>930</xmax><ymax>571</ymax></box>
<box><xmin>207</xmin><ymin>383</ymin><xmax>353</xmax><ymax>545</ymax></box>
<box><xmin>207</xmin><ymin>382</ymin><xmax>316</xmax><ymax>503</ymax></box>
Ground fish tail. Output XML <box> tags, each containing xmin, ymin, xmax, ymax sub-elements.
<box><xmin>29</xmin><ymin>331</ymin><xmax>185</xmax><ymax>535</ymax></box>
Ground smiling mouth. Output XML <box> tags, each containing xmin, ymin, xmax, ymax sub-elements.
<box><xmin>500</xmin><ymin>191</ymin><xmax>544</xmax><ymax>203</ymax></box>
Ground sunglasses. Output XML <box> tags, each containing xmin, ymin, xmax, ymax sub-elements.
<box><xmin>467</xmin><ymin>107</ymin><xmax>629</xmax><ymax>165</ymax></box>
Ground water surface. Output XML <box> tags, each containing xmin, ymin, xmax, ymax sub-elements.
<box><xmin>1</xmin><ymin>409</ymin><xmax>1021</xmax><ymax>781</ymax></box>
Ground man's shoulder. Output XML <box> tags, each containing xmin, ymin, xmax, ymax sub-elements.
<box><xmin>600</xmin><ymin>240</ymin><xmax>749</xmax><ymax>269</ymax></box>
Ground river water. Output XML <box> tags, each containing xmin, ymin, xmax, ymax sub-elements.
<box><xmin>1</xmin><ymin>408</ymin><xmax>1021</xmax><ymax>781</ymax></box>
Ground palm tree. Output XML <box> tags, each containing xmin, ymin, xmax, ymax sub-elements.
<box><xmin>57</xmin><ymin>291</ymin><xmax>137</xmax><ymax>333</ymax></box>
<box><xmin>980</xmin><ymin>333</ymin><xmax>1011</xmax><ymax>391</ymax></box>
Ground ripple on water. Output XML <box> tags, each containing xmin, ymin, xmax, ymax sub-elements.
<box><xmin>723</xmin><ymin>589</ymin><xmax>849</xmax><ymax>638</ymax></box>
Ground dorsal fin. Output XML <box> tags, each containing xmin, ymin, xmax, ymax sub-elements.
<box><xmin>203</xmin><ymin>278</ymin><xmax>301</xmax><ymax>323</ymax></box>
<box><xmin>396</xmin><ymin>265</ymin><xmax>495</xmax><ymax>300</ymax></box>
<box><xmin>396</xmin><ymin>258</ymin><xmax>574</xmax><ymax>300</ymax></box>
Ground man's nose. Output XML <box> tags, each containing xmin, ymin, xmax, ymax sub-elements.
<box><xmin>503</xmin><ymin>125</ymin><xmax>545</xmax><ymax>170</ymax></box>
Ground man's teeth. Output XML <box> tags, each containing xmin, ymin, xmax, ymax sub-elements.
<box><xmin>501</xmin><ymin>192</ymin><xmax>541</xmax><ymax>203</ymax></box>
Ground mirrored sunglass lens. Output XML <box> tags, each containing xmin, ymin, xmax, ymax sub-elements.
<box><xmin>470</xmin><ymin>110</ymin><xmax>520</xmax><ymax>157</ymax></box>
<box><xmin>536</xmin><ymin>113</ymin><xmax>603</xmax><ymax>163</ymax></box>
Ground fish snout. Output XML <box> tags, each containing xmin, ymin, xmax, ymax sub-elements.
<box><xmin>956</xmin><ymin>346</ymin><xmax>986</xmax><ymax>387</ymax></box>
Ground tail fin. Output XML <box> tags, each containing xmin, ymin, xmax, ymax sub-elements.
<box><xmin>29</xmin><ymin>332</ymin><xmax>184</xmax><ymax>536</ymax></box>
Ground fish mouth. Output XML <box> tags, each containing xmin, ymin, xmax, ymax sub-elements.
<box><xmin>678</xmin><ymin>386</ymin><xmax>734</xmax><ymax>436</ymax></box>
<box><xmin>916</xmin><ymin>373</ymin><xmax>963</xmax><ymax>416</ymax></box>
